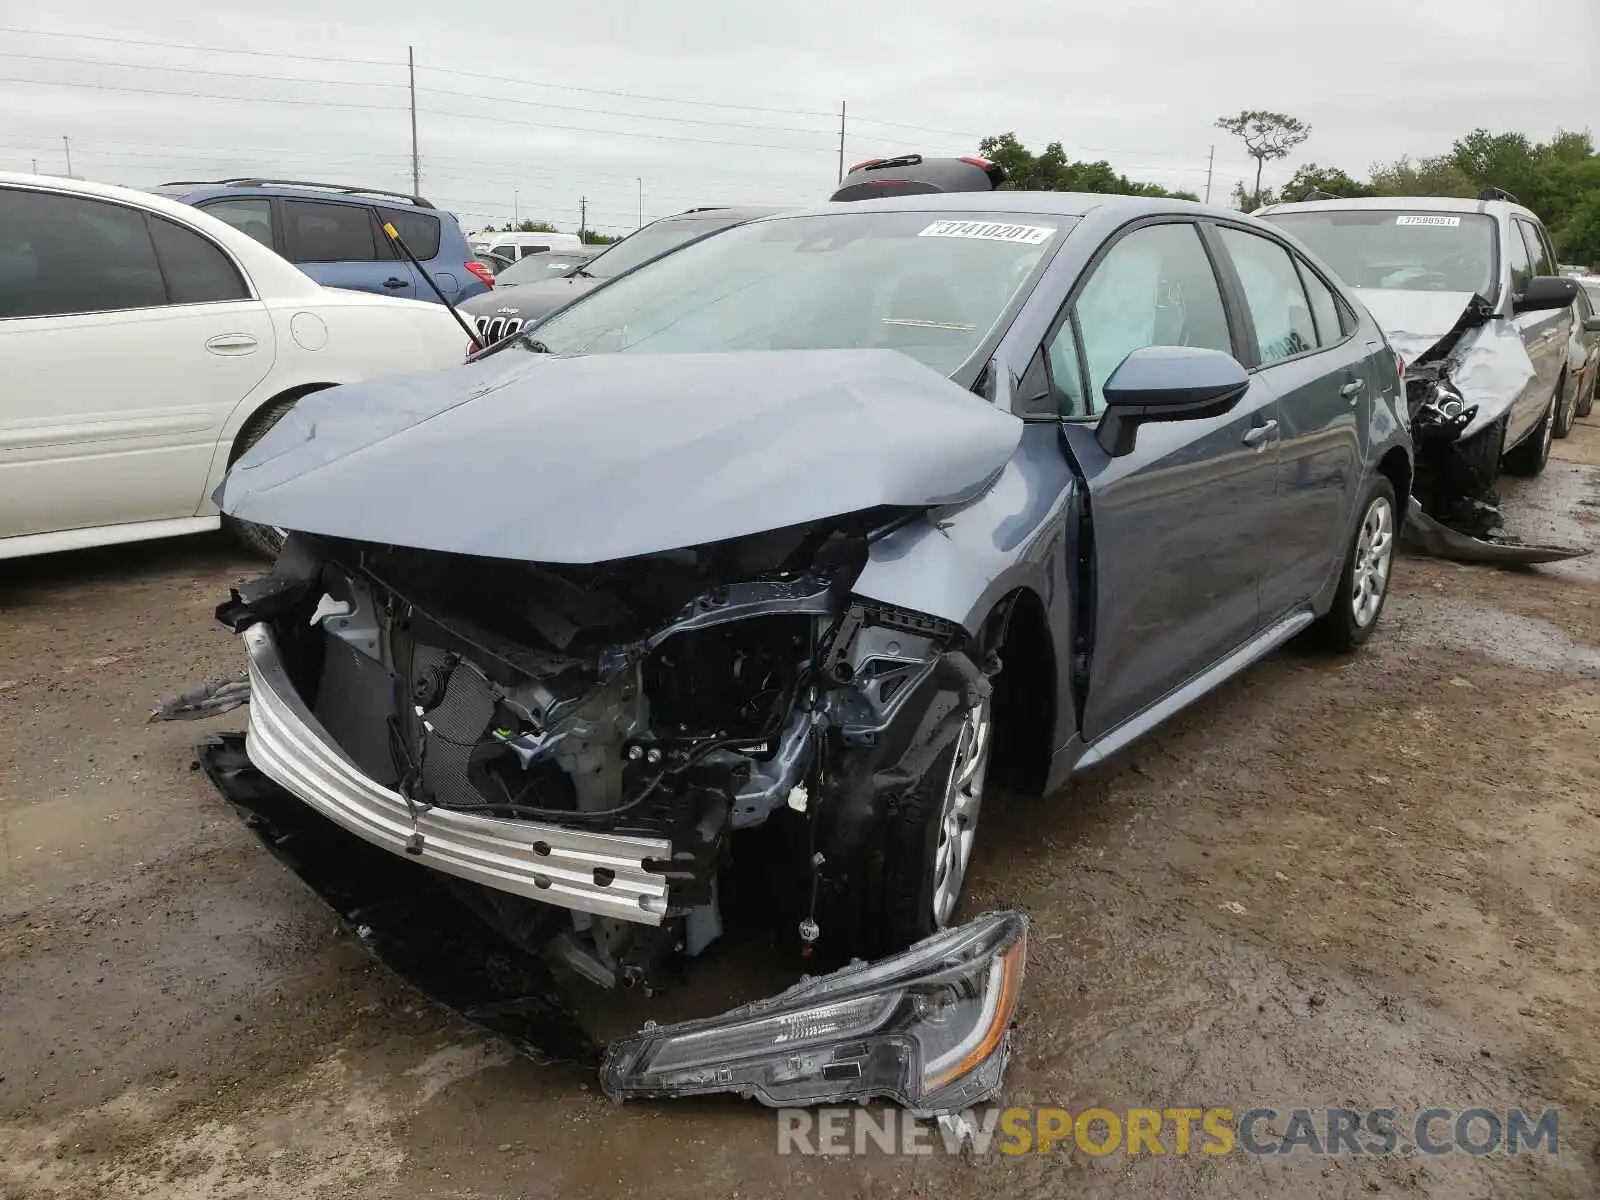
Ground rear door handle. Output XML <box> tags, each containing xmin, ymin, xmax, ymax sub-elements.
<box><xmin>1341</xmin><ymin>378</ymin><xmax>1365</xmax><ymax>400</ymax></box>
<box><xmin>382</xmin><ymin>277</ymin><xmax>408</xmax><ymax>290</ymax></box>
<box><xmin>1243</xmin><ymin>419</ymin><xmax>1279</xmax><ymax>449</ymax></box>
<box><xmin>205</xmin><ymin>333</ymin><xmax>258</xmax><ymax>355</ymax></box>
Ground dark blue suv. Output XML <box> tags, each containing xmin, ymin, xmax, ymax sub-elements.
<box><xmin>153</xmin><ymin>177</ymin><xmax>491</xmax><ymax>304</ymax></box>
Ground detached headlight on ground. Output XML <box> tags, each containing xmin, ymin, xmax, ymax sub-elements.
<box><xmin>599</xmin><ymin>910</ymin><xmax>1027</xmax><ymax>1114</ymax></box>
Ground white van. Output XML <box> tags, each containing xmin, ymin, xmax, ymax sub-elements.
<box><xmin>472</xmin><ymin>231</ymin><xmax>586</xmax><ymax>260</ymax></box>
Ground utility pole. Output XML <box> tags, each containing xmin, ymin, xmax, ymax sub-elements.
<box><xmin>837</xmin><ymin>101</ymin><xmax>847</xmax><ymax>184</ymax></box>
<box><xmin>62</xmin><ymin>136</ymin><xmax>72</xmax><ymax>176</ymax></box>
<box><xmin>636</xmin><ymin>177</ymin><xmax>643</xmax><ymax>229</ymax></box>
<box><xmin>1204</xmin><ymin>144</ymin><xmax>1214</xmax><ymax>204</ymax></box>
<box><xmin>408</xmin><ymin>47</ymin><xmax>420</xmax><ymax>196</ymax></box>
<box><xmin>513</xmin><ymin>189</ymin><xmax>519</xmax><ymax>226</ymax></box>
<box><xmin>580</xmin><ymin>195</ymin><xmax>587</xmax><ymax>241</ymax></box>
<box><xmin>31</xmin><ymin>158</ymin><xmax>38</xmax><ymax>174</ymax></box>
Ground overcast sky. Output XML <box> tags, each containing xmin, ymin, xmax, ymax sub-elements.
<box><xmin>2</xmin><ymin>1</ymin><xmax>1596</xmax><ymax>234</ymax></box>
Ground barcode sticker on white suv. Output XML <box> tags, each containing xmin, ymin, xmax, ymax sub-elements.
<box><xmin>918</xmin><ymin>220</ymin><xmax>1056</xmax><ymax>244</ymax></box>
<box><xmin>1394</xmin><ymin>215</ymin><xmax>1462</xmax><ymax>227</ymax></box>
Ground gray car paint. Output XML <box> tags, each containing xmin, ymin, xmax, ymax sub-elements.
<box><xmin>221</xmin><ymin>191</ymin><xmax>1411</xmax><ymax>796</ymax></box>
<box><xmin>215</xmin><ymin>348</ymin><xmax>1024</xmax><ymax>564</ymax></box>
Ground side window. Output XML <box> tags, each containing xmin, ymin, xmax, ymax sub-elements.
<box><xmin>1294</xmin><ymin>259</ymin><xmax>1346</xmax><ymax>347</ymax></box>
<box><xmin>380</xmin><ymin>208</ymin><xmax>441</xmax><ymax>259</ymax></box>
<box><xmin>201</xmin><ymin>198</ymin><xmax>274</xmax><ymax>249</ymax></box>
<box><xmin>1217</xmin><ymin>227</ymin><xmax>1318</xmax><ymax>364</ymax></box>
<box><xmin>1517</xmin><ymin>220</ymin><xmax>1554</xmax><ymax>278</ymax></box>
<box><xmin>284</xmin><ymin>200</ymin><xmax>379</xmax><ymax>262</ymax></box>
<box><xmin>1043</xmin><ymin>317</ymin><xmax>1088</xmax><ymax>418</ymax></box>
<box><xmin>0</xmin><ymin>187</ymin><xmax>165</xmax><ymax>318</ymax></box>
<box><xmin>147</xmin><ymin>216</ymin><xmax>249</xmax><ymax>304</ymax></box>
<box><xmin>1071</xmin><ymin>222</ymin><xmax>1233</xmax><ymax>409</ymax></box>
<box><xmin>1505</xmin><ymin>220</ymin><xmax>1534</xmax><ymax>294</ymax></box>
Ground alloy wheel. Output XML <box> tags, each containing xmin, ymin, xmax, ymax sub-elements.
<box><xmin>931</xmin><ymin>697</ymin><xmax>992</xmax><ymax>927</ymax></box>
<box><xmin>1352</xmin><ymin>495</ymin><xmax>1394</xmax><ymax>628</ymax></box>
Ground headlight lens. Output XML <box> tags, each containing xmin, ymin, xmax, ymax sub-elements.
<box><xmin>600</xmin><ymin>910</ymin><xmax>1027</xmax><ymax>1114</ymax></box>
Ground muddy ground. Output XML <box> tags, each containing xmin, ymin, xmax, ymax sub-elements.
<box><xmin>3</xmin><ymin>418</ymin><xmax>1599</xmax><ymax>1200</ymax></box>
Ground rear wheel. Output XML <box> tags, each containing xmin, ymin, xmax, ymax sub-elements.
<box><xmin>1553</xmin><ymin>370</ymin><xmax>1576</xmax><ymax>439</ymax></box>
<box><xmin>222</xmin><ymin>397</ymin><xmax>299</xmax><ymax>558</ymax></box>
<box><xmin>1306</xmin><ymin>476</ymin><xmax>1396</xmax><ymax>652</ymax></box>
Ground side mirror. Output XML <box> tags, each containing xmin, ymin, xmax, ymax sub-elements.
<box><xmin>1514</xmin><ymin>274</ymin><xmax>1579</xmax><ymax>314</ymax></box>
<box><xmin>1584</xmin><ymin>315</ymin><xmax>1600</xmax><ymax>335</ymax></box>
<box><xmin>1096</xmin><ymin>346</ymin><xmax>1250</xmax><ymax>457</ymax></box>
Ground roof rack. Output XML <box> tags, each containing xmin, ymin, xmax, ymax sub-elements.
<box><xmin>158</xmin><ymin>177</ymin><xmax>435</xmax><ymax>208</ymax></box>
<box><xmin>1479</xmin><ymin>186</ymin><xmax>1520</xmax><ymax>205</ymax></box>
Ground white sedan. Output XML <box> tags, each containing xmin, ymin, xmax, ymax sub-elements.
<box><xmin>0</xmin><ymin>172</ymin><xmax>470</xmax><ymax>559</ymax></box>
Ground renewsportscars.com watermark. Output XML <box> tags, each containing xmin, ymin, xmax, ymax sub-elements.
<box><xmin>777</xmin><ymin>1106</ymin><xmax>1562</xmax><ymax>1158</ymax></box>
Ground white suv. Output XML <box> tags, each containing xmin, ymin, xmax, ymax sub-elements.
<box><xmin>0</xmin><ymin>173</ymin><xmax>470</xmax><ymax>560</ymax></box>
<box><xmin>1256</xmin><ymin>194</ymin><xmax>1578</xmax><ymax>536</ymax></box>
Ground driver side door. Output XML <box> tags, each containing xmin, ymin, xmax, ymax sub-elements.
<box><xmin>1050</xmin><ymin>219</ymin><xmax>1283</xmax><ymax>746</ymax></box>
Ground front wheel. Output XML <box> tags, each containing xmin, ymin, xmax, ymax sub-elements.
<box><xmin>864</xmin><ymin>689</ymin><xmax>994</xmax><ymax>955</ymax></box>
<box><xmin>222</xmin><ymin>397</ymin><xmax>300</xmax><ymax>558</ymax></box>
<box><xmin>1553</xmin><ymin>371</ymin><xmax>1577</xmax><ymax>439</ymax></box>
<box><xmin>1575</xmin><ymin>367</ymin><xmax>1596</xmax><ymax>419</ymax></box>
<box><xmin>1504</xmin><ymin>391</ymin><xmax>1556</xmax><ymax>477</ymax></box>
<box><xmin>1306</xmin><ymin>476</ymin><xmax>1397</xmax><ymax>652</ymax></box>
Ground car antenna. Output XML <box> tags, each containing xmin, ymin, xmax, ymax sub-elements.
<box><xmin>381</xmin><ymin>221</ymin><xmax>484</xmax><ymax>351</ymax></box>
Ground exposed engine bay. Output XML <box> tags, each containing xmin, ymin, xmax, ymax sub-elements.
<box><xmin>214</xmin><ymin>511</ymin><xmax>998</xmax><ymax>994</ymax></box>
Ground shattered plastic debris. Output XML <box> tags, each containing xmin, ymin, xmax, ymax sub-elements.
<box><xmin>148</xmin><ymin>675</ymin><xmax>251</xmax><ymax>722</ymax></box>
<box><xmin>1401</xmin><ymin>497</ymin><xmax>1590</xmax><ymax>565</ymax></box>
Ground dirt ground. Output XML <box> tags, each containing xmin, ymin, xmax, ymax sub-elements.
<box><xmin>3</xmin><ymin>417</ymin><xmax>1599</xmax><ymax>1200</ymax></box>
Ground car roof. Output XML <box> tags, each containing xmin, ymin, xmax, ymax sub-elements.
<box><xmin>1257</xmin><ymin>195</ymin><xmax>1545</xmax><ymax>224</ymax></box>
<box><xmin>657</xmin><ymin>205</ymin><xmax>789</xmax><ymax>223</ymax></box>
<box><xmin>152</xmin><ymin>178</ymin><xmax>436</xmax><ymax>208</ymax></box>
<box><xmin>765</xmin><ymin>190</ymin><xmax>1223</xmax><ymax>221</ymax></box>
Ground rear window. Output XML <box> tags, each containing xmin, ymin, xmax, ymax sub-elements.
<box><xmin>1261</xmin><ymin>209</ymin><xmax>1498</xmax><ymax>299</ymax></box>
<box><xmin>285</xmin><ymin>199</ymin><xmax>380</xmax><ymax>262</ymax></box>
<box><xmin>381</xmin><ymin>208</ymin><xmax>441</xmax><ymax>259</ymax></box>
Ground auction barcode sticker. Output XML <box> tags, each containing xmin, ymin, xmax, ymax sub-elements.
<box><xmin>1395</xmin><ymin>215</ymin><xmax>1462</xmax><ymax>227</ymax></box>
<box><xmin>919</xmin><ymin>220</ymin><xmax>1056</xmax><ymax>244</ymax></box>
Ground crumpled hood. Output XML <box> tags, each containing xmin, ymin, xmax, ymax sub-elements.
<box><xmin>215</xmin><ymin>349</ymin><xmax>1023</xmax><ymax>563</ymax></box>
<box><xmin>1353</xmin><ymin>289</ymin><xmax>1479</xmax><ymax>365</ymax></box>
<box><xmin>1355</xmin><ymin>288</ymin><xmax>1535</xmax><ymax>440</ymax></box>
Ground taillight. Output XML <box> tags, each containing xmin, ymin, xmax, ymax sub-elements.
<box><xmin>464</xmin><ymin>260</ymin><xmax>495</xmax><ymax>288</ymax></box>
<box><xmin>958</xmin><ymin>155</ymin><xmax>993</xmax><ymax>168</ymax></box>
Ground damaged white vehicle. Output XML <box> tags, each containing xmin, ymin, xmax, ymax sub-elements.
<box><xmin>1259</xmin><ymin>194</ymin><xmax>1578</xmax><ymax>538</ymax></box>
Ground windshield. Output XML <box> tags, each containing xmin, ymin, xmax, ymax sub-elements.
<box><xmin>578</xmin><ymin>218</ymin><xmax>736</xmax><ymax>279</ymax></box>
<box><xmin>496</xmin><ymin>253</ymin><xmax>587</xmax><ymax>285</ymax></box>
<box><xmin>520</xmin><ymin>210</ymin><xmax>1070</xmax><ymax>376</ymax></box>
<box><xmin>1263</xmin><ymin>210</ymin><xmax>1497</xmax><ymax>297</ymax></box>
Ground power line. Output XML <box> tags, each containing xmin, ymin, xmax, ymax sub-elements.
<box><xmin>0</xmin><ymin>25</ymin><xmax>398</xmax><ymax>67</ymax></box>
<box><xmin>0</xmin><ymin>49</ymin><xmax>406</xmax><ymax>88</ymax></box>
<box><xmin>416</xmin><ymin>104</ymin><xmax>836</xmax><ymax>154</ymax></box>
<box><xmin>0</xmin><ymin>76</ymin><xmax>407</xmax><ymax>110</ymax></box>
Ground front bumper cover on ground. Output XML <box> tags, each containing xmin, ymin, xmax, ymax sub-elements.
<box><xmin>196</xmin><ymin>733</ymin><xmax>1028</xmax><ymax>1116</ymax></box>
<box><xmin>1400</xmin><ymin>497</ymin><xmax>1591</xmax><ymax>565</ymax></box>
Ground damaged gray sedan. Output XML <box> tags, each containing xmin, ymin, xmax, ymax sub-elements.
<box><xmin>203</xmin><ymin>193</ymin><xmax>1411</xmax><ymax>1109</ymax></box>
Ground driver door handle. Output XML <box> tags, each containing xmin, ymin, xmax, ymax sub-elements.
<box><xmin>382</xmin><ymin>277</ymin><xmax>408</xmax><ymax>289</ymax></box>
<box><xmin>1243</xmin><ymin>420</ymin><xmax>1279</xmax><ymax>449</ymax></box>
<box><xmin>1341</xmin><ymin>378</ymin><xmax>1366</xmax><ymax>400</ymax></box>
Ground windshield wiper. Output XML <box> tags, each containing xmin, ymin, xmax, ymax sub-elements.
<box><xmin>517</xmin><ymin>335</ymin><xmax>553</xmax><ymax>354</ymax></box>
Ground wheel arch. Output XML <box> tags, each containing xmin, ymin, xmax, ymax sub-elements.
<box><xmin>982</xmin><ymin>584</ymin><xmax>1056</xmax><ymax>796</ymax></box>
<box><xmin>228</xmin><ymin>381</ymin><xmax>338</xmax><ymax>464</ymax></box>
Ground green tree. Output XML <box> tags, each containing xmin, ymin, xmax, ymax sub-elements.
<box><xmin>1279</xmin><ymin>163</ymin><xmax>1372</xmax><ymax>203</ymax></box>
<box><xmin>1367</xmin><ymin>154</ymin><xmax>1477</xmax><ymax>198</ymax></box>
<box><xmin>977</xmin><ymin>133</ymin><xmax>1198</xmax><ymax>200</ymax></box>
<box><xmin>500</xmin><ymin>219</ymin><xmax>560</xmax><ymax>233</ymax></box>
<box><xmin>1556</xmin><ymin>193</ymin><xmax>1600</xmax><ymax>267</ymax></box>
<box><xmin>581</xmin><ymin>230</ymin><xmax>621</xmax><ymax>245</ymax></box>
<box><xmin>1214</xmin><ymin>110</ymin><xmax>1312</xmax><ymax>209</ymax></box>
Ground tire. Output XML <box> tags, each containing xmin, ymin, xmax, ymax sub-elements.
<box><xmin>1553</xmin><ymin>370</ymin><xmax>1576</xmax><ymax>439</ymax></box>
<box><xmin>1503</xmin><ymin>391</ymin><xmax>1555</xmax><ymax>477</ymax></box>
<box><xmin>222</xmin><ymin>397</ymin><xmax>299</xmax><ymax>558</ymax></box>
<box><xmin>864</xmin><ymin>686</ymin><xmax>994</xmax><ymax>956</ymax></box>
<box><xmin>1576</xmin><ymin>367</ymin><xmax>1596</xmax><ymax>419</ymax></box>
<box><xmin>1305</xmin><ymin>476</ymin><xmax>1397</xmax><ymax>652</ymax></box>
